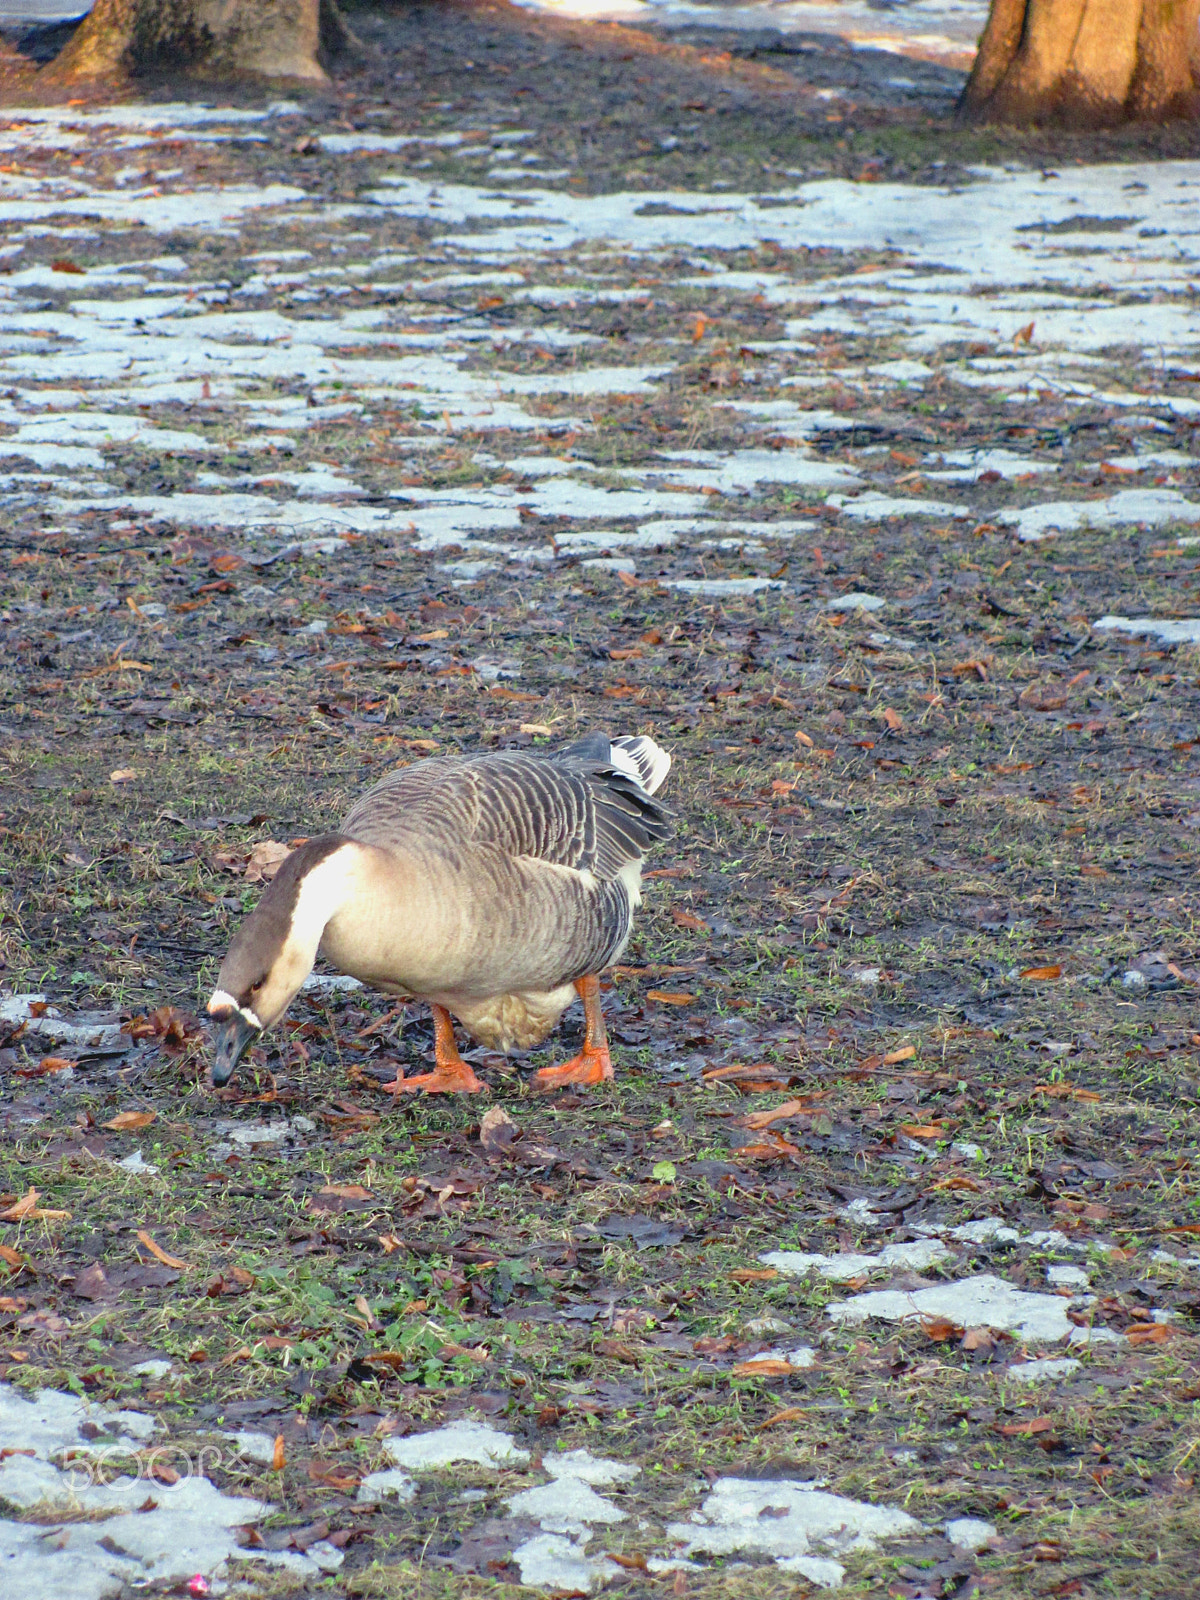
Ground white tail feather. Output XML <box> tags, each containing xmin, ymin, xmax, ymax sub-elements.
<box><xmin>610</xmin><ymin>735</ymin><xmax>671</xmax><ymax>795</ymax></box>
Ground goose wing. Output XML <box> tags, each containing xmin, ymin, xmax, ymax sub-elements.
<box><xmin>342</xmin><ymin>740</ymin><xmax>670</xmax><ymax>881</ymax></box>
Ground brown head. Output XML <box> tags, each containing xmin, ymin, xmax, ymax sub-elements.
<box><xmin>206</xmin><ymin>835</ymin><xmax>354</xmax><ymax>1086</ymax></box>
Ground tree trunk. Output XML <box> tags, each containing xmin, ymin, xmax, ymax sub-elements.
<box><xmin>958</xmin><ymin>0</ymin><xmax>1200</xmax><ymax>122</ymax></box>
<box><xmin>40</xmin><ymin>0</ymin><xmax>356</xmax><ymax>86</ymax></box>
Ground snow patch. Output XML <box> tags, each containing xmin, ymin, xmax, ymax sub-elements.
<box><xmin>763</xmin><ymin>1239</ymin><xmax>952</xmax><ymax>1281</ymax></box>
<box><xmin>826</xmin><ymin>1273</ymin><xmax>1075</xmax><ymax>1342</ymax></box>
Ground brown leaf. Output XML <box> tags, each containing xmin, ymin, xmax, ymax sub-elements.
<box><xmin>0</xmin><ymin>1245</ymin><xmax>25</xmax><ymax>1268</ymax></box>
<box><xmin>646</xmin><ymin>990</ymin><xmax>696</xmax><ymax>1006</ymax></box>
<box><xmin>307</xmin><ymin>1458</ymin><xmax>361</xmax><ymax>1492</ymax></box>
<box><xmin>1033</xmin><ymin>1083</ymin><xmax>1100</xmax><ymax>1102</ymax></box>
<box><xmin>901</xmin><ymin>1123</ymin><xmax>945</xmax><ymax>1140</ymax></box>
<box><xmin>758</xmin><ymin>1406</ymin><xmax>808</xmax><ymax>1428</ymax></box>
<box><xmin>997</xmin><ymin>1414</ymin><xmax>1055</xmax><ymax>1436</ymax></box>
<box><xmin>245</xmin><ymin>840</ymin><xmax>291</xmax><ymax>883</ymax></box>
<box><xmin>732</xmin><ymin>1357</ymin><xmax>795</xmax><ymax>1377</ymax></box>
<box><xmin>33</xmin><ymin>1057</ymin><xmax>76</xmax><ymax>1076</ymax></box>
<box><xmin>882</xmin><ymin>1045</ymin><xmax>916</xmax><ymax>1065</ymax></box>
<box><xmin>272</xmin><ymin>1434</ymin><xmax>286</xmax><ymax>1471</ymax></box>
<box><xmin>1020</xmin><ymin>964</ymin><xmax>1062</xmax><ymax>981</ymax></box>
<box><xmin>920</xmin><ymin>1316</ymin><xmax>964</xmax><ymax>1342</ymax></box>
<box><xmin>318</xmin><ymin>1183</ymin><xmax>373</xmax><ymax>1200</ymax></box>
<box><xmin>103</xmin><ymin>1111</ymin><xmax>157</xmax><ymax>1132</ymax></box>
<box><xmin>1013</xmin><ymin>320</ymin><xmax>1036</xmax><ymax>345</ymax></box>
<box><xmin>670</xmin><ymin>909</ymin><xmax>709</xmax><ymax>932</ymax></box>
<box><xmin>741</xmin><ymin>1099</ymin><xmax>818</xmax><ymax>1131</ymax></box>
<box><xmin>479</xmin><ymin>1106</ymin><xmax>520</xmax><ymax>1154</ymax></box>
<box><xmin>1126</xmin><ymin>1322</ymin><xmax>1172</xmax><ymax>1345</ymax></box>
<box><xmin>882</xmin><ymin>707</ymin><xmax>903</xmax><ymax>732</ymax></box>
<box><xmin>74</xmin><ymin>1264</ymin><xmax>112</xmax><ymax>1301</ymax></box>
<box><xmin>0</xmin><ymin>1190</ymin><xmax>39</xmax><ymax>1222</ymax></box>
<box><xmin>794</xmin><ymin>729</ymin><xmax>814</xmax><ymax>748</ymax></box>
<box><xmin>135</xmin><ymin>1231</ymin><xmax>191</xmax><ymax>1271</ymax></box>
<box><xmin>51</xmin><ymin>257</ymin><xmax>84</xmax><ymax>274</ymax></box>
<box><xmin>596</xmin><ymin>1338</ymin><xmax>641</xmax><ymax>1363</ymax></box>
<box><xmin>728</xmin><ymin>1268</ymin><xmax>779</xmax><ymax>1284</ymax></box>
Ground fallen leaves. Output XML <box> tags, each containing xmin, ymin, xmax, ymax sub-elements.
<box><xmin>135</xmin><ymin>1231</ymin><xmax>191</xmax><ymax>1271</ymax></box>
<box><xmin>739</xmin><ymin>1097</ymin><xmax>824</xmax><ymax>1131</ymax></box>
<box><xmin>996</xmin><ymin>1414</ymin><xmax>1056</xmax><ymax>1437</ymax></box>
<box><xmin>1020</xmin><ymin>964</ymin><xmax>1062</xmax><ymax>981</ymax></box>
<box><xmin>1033</xmin><ymin>1083</ymin><xmax>1100</xmax><ymax>1102</ymax></box>
<box><xmin>732</xmin><ymin>1357</ymin><xmax>795</xmax><ymax>1377</ymax></box>
<box><xmin>759</xmin><ymin>1406</ymin><xmax>808</xmax><ymax>1428</ymax></box>
<box><xmin>0</xmin><ymin>1189</ymin><xmax>70</xmax><ymax>1223</ymax></box>
<box><xmin>103</xmin><ymin>1110</ymin><xmax>157</xmax><ymax>1132</ymax></box>
<box><xmin>645</xmin><ymin>989</ymin><xmax>696</xmax><ymax>1006</ymax></box>
<box><xmin>1126</xmin><ymin>1322</ymin><xmax>1173</xmax><ymax>1346</ymax></box>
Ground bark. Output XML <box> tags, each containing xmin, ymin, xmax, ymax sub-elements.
<box><xmin>41</xmin><ymin>0</ymin><xmax>356</xmax><ymax>85</ymax></box>
<box><xmin>958</xmin><ymin>0</ymin><xmax>1200</xmax><ymax>123</ymax></box>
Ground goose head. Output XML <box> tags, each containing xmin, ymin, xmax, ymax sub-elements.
<box><xmin>206</xmin><ymin>837</ymin><xmax>356</xmax><ymax>1086</ymax></box>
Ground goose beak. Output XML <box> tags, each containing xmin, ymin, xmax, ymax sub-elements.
<box><xmin>209</xmin><ymin>1010</ymin><xmax>259</xmax><ymax>1087</ymax></box>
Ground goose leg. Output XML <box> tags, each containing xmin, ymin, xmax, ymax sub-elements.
<box><xmin>534</xmin><ymin>974</ymin><xmax>614</xmax><ymax>1089</ymax></box>
<box><xmin>383</xmin><ymin>1004</ymin><xmax>484</xmax><ymax>1095</ymax></box>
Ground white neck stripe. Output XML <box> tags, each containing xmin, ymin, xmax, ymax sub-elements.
<box><xmin>208</xmin><ymin>989</ymin><xmax>262</xmax><ymax>1030</ymax></box>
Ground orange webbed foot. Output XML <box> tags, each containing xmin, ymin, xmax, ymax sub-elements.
<box><xmin>382</xmin><ymin>1062</ymin><xmax>485</xmax><ymax>1095</ymax></box>
<box><xmin>534</xmin><ymin>1045</ymin><xmax>613</xmax><ymax>1090</ymax></box>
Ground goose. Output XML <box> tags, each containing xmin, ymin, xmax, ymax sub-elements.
<box><xmin>206</xmin><ymin>731</ymin><xmax>671</xmax><ymax>1094</ymax></box>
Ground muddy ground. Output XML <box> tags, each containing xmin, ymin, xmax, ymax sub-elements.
<box><xmin>1</xmin><ymin>3</ymin><xmax>1199</xmax><ymax>1597</ymax></box>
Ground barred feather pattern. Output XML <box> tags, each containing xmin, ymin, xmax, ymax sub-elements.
<box><xmin>338</xmin><ymin>738</ymin><xmax>671</xmax><ymax>994</ymax></box>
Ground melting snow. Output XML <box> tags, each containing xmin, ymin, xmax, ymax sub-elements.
<box><xmin>0</xmin><ymin>1385</ymin><xmax>334</xmax><ymax>1599</ymax></box>
<box><xmin>762</xmin><ymin>1239</ymin><xmax>952</xmax><ymax>1281</ymax></box>
<box><xmin>1007</xmin><ymin>1358</ymin><xmax>1082</xmax><ymax>1384</ymax></box>
<box><xmin>667</xmin><ymin>1478</ymin><xmax>920</xmax><ymax>1588</ymax></box>
<box><xmin>945</xmin><ymin>1517</ymin><xmax>996</xmax><ymax>1553</ymax></box>
<box><xmin>826</xmin><ymin>1273</ymin><xmax>1075</xmax><ymax>1341</ymax></box>
<box><xmin>1094</xmin><ymin>615</ymin><xmax>1200</xmax><ymax>645</ymax></box>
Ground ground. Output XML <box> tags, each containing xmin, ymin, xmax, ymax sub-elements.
<box><xmin>1</xmin><ymin>2</ymin><xmax>1199</xmax><ymax>1597</ymax></box>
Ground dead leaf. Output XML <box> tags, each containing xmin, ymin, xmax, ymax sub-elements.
<box><xmin>245</xmin><ymin>840</ymin><xmax>291</xmax><ymax>883</ymax></box>
<box><xmin>1020</xmin><ymin>964</ymin><xmax>1062</xmax><ymax>981</ymax></box>
<box><xmin>882</xmin><ymin>707</ymin><xmax>903</xmax><ymax>732</ymax></box>
<box><xmin>794</xmin><ymin>729</ymin><xmax>814</xmax><ymax>748</ymax></box>
<box><xmin>103</xmin><ymin>1111</ymin><xmax>157</xmax><ymax>1132</ymax></box>
<box><xmin>921</xmin><ymin>1316</ymin><xmax>964</xmax><ymax>1342</ymax></box>
<box><xmin>0</xmin><ymin>1245</ymin><xmax>25</xmax><ymax>1268</ymax></box>
<box><xmin>997</xmin><ymin>1414</ymin><xmax>1056</xmax><ymax>1436</ymax></box>
<box><xmin>479</xmin><ymin>1106</ymin><xmax>520</xmax><ymax>1154</ymax></box>
<box><xmin>728</xmin><ymin>1268</ymin><xmax>779</xmax><ymax>1284</ymax></box>
<box><xmin>732</xmin><ymin>1357</ymin><xmax>795</xmax><ymax>1377</ymax></box>
<box><xmin>272</xmin><ymin>1434</ymin><xmax>285</xmax><ymax>1471</ymax></box>
<box><xmin>318</xmin><ymin>1183</ymin><xmax>373</xmax><ymax>1200</ymax></box>
<box><xmin>1033</xmin><ymin>1083</ymin><xmax>1100</xmax><ymax>1102</ymax></box>
<box><xmin>670</xmin><ymin>909</ymin><xmax>709</xmax><ymax>932</ymax></box>
<box><xmin>901</xmin><ymin>1123</ymin><xmax>945</xmax><ymax>1140</ymax></box>
<box><xmin>0</xmin><ymin>1190</ymin><xmax>39</xmax><ymax>1222</ymax></box>
<box><xmin>758</xmin><ymin>1406</ymin><xmax>808</xmax><ymax>1428</ymax></box>
<box><xmin>135</xmin><ymin>1231</ymin><xmax>191</xmax><ymax>1271</ymax></box>
<box><xmin>741</xmin><ymin>1099</ymin><xmax>818</xmax><ymax>1131</ymax></box>
<box><xmin>646</xmin><ymin>990</ymin><xmax>696</xmax><ymax>1006</ymax></box>
<box><xmin>1013</xmin><ymin>320</ymin><xmax>1036</xmax><ymax>345</ymax></box>
<box><xmin>1126</xmin><ymin>1322</ymin><xmax>1172</xmax><ymax>1345</ymax></box>
<box><xmin>307</xmin><ymin>1458</ymin><xmax>361</xmax><ymax>1492</ymax></box>
<box><xmin>596</xmin><ymin>1338</ymin><xmax>641</xmax><ymax>1363</ymax></box>
<box><xmin>109</xmin><ymin>768</ymin><xmax>140</xmax><ymax>784</ymax></box>
<box><xmin>882</xmin><ymin>1045</ymin><xmax>916</xmax><ymax>1065</ymax></box>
